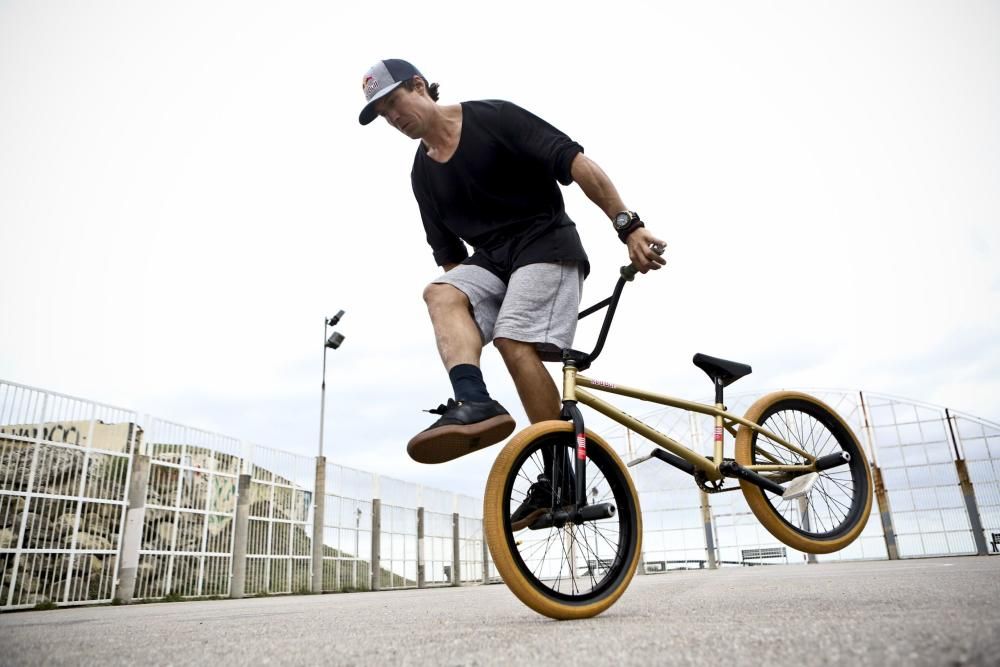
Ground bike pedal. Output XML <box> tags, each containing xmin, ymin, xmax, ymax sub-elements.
<box><xmin>781</xmin><ymin>472</ymin><xmax>819</xmax><ymax>500</ymax></box>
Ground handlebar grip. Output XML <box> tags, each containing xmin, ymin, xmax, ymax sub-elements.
<box><xmin>620</xmin><ymin>244</ymin><xmax>665</xmax><ymax>281</ymax></box>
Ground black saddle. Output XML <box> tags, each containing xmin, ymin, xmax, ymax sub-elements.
<box><xmin>693</xmin><ymin>353</ymin><xmax>752</xmax><ymax>387</ymax></box>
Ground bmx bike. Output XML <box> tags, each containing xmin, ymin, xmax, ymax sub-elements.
<box><xmin>483</xmin><ymin>263</ymin><xmax>874</xmax><ymax>620</ymax></box>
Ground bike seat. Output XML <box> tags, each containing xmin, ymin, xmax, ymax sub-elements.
<box><xmin>693</xmin><ymin>353</ymin><xmax>752</xmax><ymax>387</ymax></box>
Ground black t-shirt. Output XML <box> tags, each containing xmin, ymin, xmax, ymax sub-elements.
<box><xmin>411</xmin><ymin>100</ymin><xmax>589</xmax><ymax>282</ymax></box>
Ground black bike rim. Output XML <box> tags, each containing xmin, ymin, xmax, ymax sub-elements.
<box><xmin>752</xmin><ymin>399</ymin><xmax>867</xmax><ymax>541</ymax></box>
<box><xmin>501</xmin><ymin>433</ymin><xmax>637</xmax><ymax>604</ymax></box>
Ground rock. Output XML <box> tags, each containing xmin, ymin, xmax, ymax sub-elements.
<box><xmin>157</xmin><ymin>520</ymin><xmax>174</xmax><ymax>545</ymax></box>
<box><xmin>54</xmin><ymin>513</ymin><xmax>78</xmax><ymax>535</ymax></box>
<box><xmin>82</xmin><ymin>512</ymin><xmax>117</xmax><ymax>539</ymax></box>
<box><xmin>1</xmin><ymin>497</ymin><xmax>26</xmax><ymax>527</ymax></box>
<box><xmin>72</xmin><ymin>532</ymin><xmax>112</xmax><ymax>551</ymax></box>
<box><xmin>0</xmin><ymin>443</ymin><xmax>34</xmax><ymax>490</ymax></box>
<box><xmin>0</xmin><ymin>528</ymin><xmax>16</xmax><ymax>548</ymax></box>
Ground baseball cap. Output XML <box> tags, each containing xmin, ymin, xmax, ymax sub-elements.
<box><xmin>359</xmin><ymin>59</ymin><xmax>424</xmax><ymax>125</ymax></box>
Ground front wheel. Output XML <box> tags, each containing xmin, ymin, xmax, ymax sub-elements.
<box><xmin>735</xmin><ymin>391</ymin><xmax>873</xmax><ymax>554</ymax></box>
<box><xmin>483</xmin><ymin>421</ymin><xmax>642</xmax><ymax>620</ymax></box>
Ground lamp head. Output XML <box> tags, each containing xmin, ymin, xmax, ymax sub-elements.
<box><xmin>326</xmin><ymin>332</ymin><xmax>345</xmax><ymax>349</ymax></box>
<box><xmin>327</xmin><ymin>310</ymin><xmax>345</xmax><ymax>327</ymax></box>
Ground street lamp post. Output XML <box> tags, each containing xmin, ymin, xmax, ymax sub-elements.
<box><xmin>313</xmin><ymin>310</ymin><xmax>346</xmax><ymax>594</ymax></box>
<box><xmin>318</xmin><ymin>310</ymin><xmax>346</xmax><ymax>459</ymax></box>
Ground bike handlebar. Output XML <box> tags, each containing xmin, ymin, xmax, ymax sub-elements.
<box><xmin>567</xmin><ymin>243</ymin><xmax>665</xmax><ymax>370</ymax></box>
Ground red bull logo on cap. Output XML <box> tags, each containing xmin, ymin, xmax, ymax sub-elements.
<box><xmin>363</xmin><ymin>74</ymin><xmax>379</xmax><ymax>100</ymax></box>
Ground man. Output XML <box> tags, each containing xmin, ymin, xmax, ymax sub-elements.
<box><xmin>359</xmin><ymin>59</ymin><xmax>665</xmax><ymax>465</ymax></box>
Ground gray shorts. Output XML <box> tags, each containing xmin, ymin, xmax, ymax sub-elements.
<box><xmin>433</xmin><ymin>262</ymin><xmax>584</xmax><ymax>363</ymax></box>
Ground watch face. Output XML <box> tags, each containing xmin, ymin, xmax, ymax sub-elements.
<box><xmin>614</xmin><ymin>212</ymin><xmax>631</xmax><ymax>230</ymax></box>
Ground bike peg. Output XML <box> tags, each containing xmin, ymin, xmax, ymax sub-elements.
<box><xmin>626</xmin><ymin>452</ymin><xmax>654</xmax><ymax>467</ymax></box>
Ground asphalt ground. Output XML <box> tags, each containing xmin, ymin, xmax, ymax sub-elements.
<box><xmin>2</xmin><ymin>556</ymin><xmax>998</xmax><ymax>666</ymax></box>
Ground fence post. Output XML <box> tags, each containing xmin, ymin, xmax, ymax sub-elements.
<box><xmin>371</xmin><ymin>499</ymin><xmax>381</xmax><ymax>591</ymax></box>
<box><xmin>417</xmin><ymin>507</ymin><xmax>425</xmax><ymax>588</ymax></box>
<box><xmin>312</xmin><ymin>456</ymin><xmax>326</xmax><ymax>593</ymax></box>
<box><xmin>115</xmin><ymin>453</ymin><xmax>150</xmax><ymax>603</ymax></box>
<box><xmin>699</xmin><ymin>490</ymin><xmax>718</xmax><ymax>570</ymax></box>
<box><xmin>946</xmin><ymin>410</ymin><xmax>989</xmax><ymax>556</ymax></box>
<box><xmin>451</xmin><ymin>512</ymin><xmax>461</xmax><ymax>586</ymax></box>
<box><xmin>229</xmin><ymin>473</ymin><xmax>252</xmax><ymax>598</ymax></box>
<box><xmin>859</xmin><ymin>392</ymin><xmax>899</xmax><ymax>560</ymax></box>
<box><xmin>954</xmin><ymin>459</ymin><xmax>989</xmax><ymax>556</ymax></box>
<box><xmin>872</xmin><ymin>466</ymin><xmax>899</xmax><ymax>560</ymax></box>
<box><xmin>482</xmin><ymin>529</ymin><xmax>489</xmax><ymax>583</ymax></box>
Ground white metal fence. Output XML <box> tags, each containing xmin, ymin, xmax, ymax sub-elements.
<box><xmin>0</xmin><ymin>379</ymin><xmax>492</xmax><ymax>610</ymax></box>
<box><xmin>3</xmin><ymin>378</ymin><xmax>998</xmax><ymax>610</ymax></box>
<box><xmin>136</xmin><ymin>419</ymin><xmax>241</xmax><ymax>599</ymax></box>
<box><xmin>604</xmin><ymin>389</ymin><xmax>999</xmax><ymax>571</ymax></box>
<box><xmin>245</xmin><ymin>445</ymin><xmax>313</xmax><ymax>595</ymax></box>
<box><xmin>0</xmin><ymin>381</ymin><xmax>138</xmax><ymax>609</ymax></box>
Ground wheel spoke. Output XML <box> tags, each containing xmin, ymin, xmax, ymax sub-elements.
<box><xmin>500</xmin><ymin>433</ymin><xmax>635</xmax><ymax>603</ymax></box>
<box><xmin>751</xmin><ymin>400</ymin><xmax>867</xmax><ymax>541</ymax></box>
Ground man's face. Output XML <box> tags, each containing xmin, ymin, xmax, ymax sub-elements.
<box><xmin>374</xmin><ymin>84</ymin><xmax>426</xmax><ymax>139</ymax></box>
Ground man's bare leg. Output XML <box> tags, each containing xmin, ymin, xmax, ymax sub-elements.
<box><xmin>408</xmin><ymin>283</ymin><xmax>514</xmax><ymax>465</ymax></box>
<box><xmin>493</xmin><ymin>337</ymin><xmax>561</xmax><ymax>423</ymax></box>
<box><xmin>423</xmin><ymin>283</ymin><xmax>483</xmax><ymax>369</ymax></box>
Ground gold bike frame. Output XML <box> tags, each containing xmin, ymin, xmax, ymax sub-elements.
<box><xmin>562</xmin><ymin>367</ymin><xmax>817</xmax><ymax>482</ymax></box>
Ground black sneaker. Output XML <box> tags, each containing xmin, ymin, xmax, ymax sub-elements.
<box><xmin>510</xmin><ymin>474</ymin><xmax>554</xmax><ymax>531</ymax></box>
<box><xmin>406</xmin><ymin>399</ymin><xmax>515</xmax><ymax>464</ymax></box>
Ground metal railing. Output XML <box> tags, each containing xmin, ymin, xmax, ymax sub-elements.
<box><xmin>0</xmin><ymin>379</ymin><xmax>491</xmax><ymax>610</ymax></box>
<box><xmin>4</xmin><ymin>378</ymin><xmax>998</xmax><ymax>610</ymax></box>
<box><xmin>604</xmin><ymin>389</ymin><xmax>1000</xmax><ymax>571</ymax></box>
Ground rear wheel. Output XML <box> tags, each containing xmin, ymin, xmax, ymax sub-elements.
<box><xmin>735</xmin><ymin>391</ymin><xmax>873</xmax><ymax>554</ymax></box>
<box><xmin>483</xmin><ymin>421</ymin><xmax>641</xmax><ymax>619</ymax></box>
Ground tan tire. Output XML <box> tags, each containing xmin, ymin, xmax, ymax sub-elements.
<box><xmin>735</xmin><ymin>391</ymin><xmax>873</xmax><ymax>554</ymax></box>
<box><xmin>484</xmin><ymin>420</ymin><xmax>642</xmax><ymax>620</ymax></box>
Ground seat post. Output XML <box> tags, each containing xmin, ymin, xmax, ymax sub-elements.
<box><xmin>714</xmin><ymin>378</ymin><xmax>725</xmax><ymax>464</ymax></box>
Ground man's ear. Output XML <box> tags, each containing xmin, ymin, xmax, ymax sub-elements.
<box><xmin>410</xmin><ymin>76</ymin><xmax>427</xmax><ymax>96</ymax></box>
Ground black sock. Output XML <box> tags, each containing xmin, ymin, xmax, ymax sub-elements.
<box><xmin>448</xmin><ymin>364</ymin><xmax>491</xmax><ymax>403</ymax></box>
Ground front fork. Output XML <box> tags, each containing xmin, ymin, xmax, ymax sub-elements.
<box><xmin>558</xmin><ymin>364</ymin><xmax>587</xmax><ymax>507</ymax></box>
<box><xmin>560</xmin><ymin>400</ymin><xmax>587</xmax><ymax>507</ymax></box>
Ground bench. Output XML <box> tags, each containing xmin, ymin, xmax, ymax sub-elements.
<box><xmin>741</xmin><ymin>547</ymin><xmax>787</xmax><ymax>561</ymax></box>
<box><xmin>586</xmin><ymin>558</ymin><xmax>614</xmax><ymax>574</ymax></box>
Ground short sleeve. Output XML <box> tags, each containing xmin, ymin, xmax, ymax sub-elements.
<box><xmin>496</xmin><ymin>101</ymin><xmax>584</xmax><ymax>185</ymax></box>
<box><xmin>411</xmin><ymin>170</ymin><xmax>469</xmax><ymax>266</ymax></box>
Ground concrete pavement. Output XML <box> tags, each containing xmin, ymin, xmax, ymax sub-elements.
<box><xmin>2</xmin><ymin>556</ymin><xmax>998</xmax><ymax>666</ymax></box>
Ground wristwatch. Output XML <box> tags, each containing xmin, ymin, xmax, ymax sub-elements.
<box><xmin>613</xmin><ymin>210</ymin><xmax>644</xmax><ymax>243</ymax></box>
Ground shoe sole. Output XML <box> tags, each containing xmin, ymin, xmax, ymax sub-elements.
<box><xmin>407</xmin><ymin>415</ymin><xmax>516</xmax><ymax>464</ymax></box>
<box><xmin>510</xmin><ymin>503</ymin><xmax>575</xmax><ymax>531</ymax></box>
<box><xmin>510</xmin><ymin>509</ymin><xmax>546</xmax><ymax>532</ymax></box>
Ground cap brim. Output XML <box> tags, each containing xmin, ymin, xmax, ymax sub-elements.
<box><xmin>358</xmin><ymin>81</ymin><xmax>404</xmax><ymax>125</ymax></box>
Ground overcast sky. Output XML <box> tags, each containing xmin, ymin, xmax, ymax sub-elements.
<box><xmin>1</xmin><ymin>1</ymin><xmax>997</xmax><ymax>498</ymax></box>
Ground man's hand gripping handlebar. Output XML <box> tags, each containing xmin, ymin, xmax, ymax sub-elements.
<box><xmin>621</xmin><ymin>242</ymin><xmax>666</xmax><ymax>281</ymax></box>
<box><xmin>626</xmin><ymin>227</ymin><xmax>667</xmax><ymax>274</ymax></box>
<box><xmin>568</xmin><ymin>242</ymin><xmax>666</xmax><ymax>370</ymax></box>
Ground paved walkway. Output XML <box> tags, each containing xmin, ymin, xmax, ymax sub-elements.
<box><xmin>2</xmin><ymin>556</ymin><xmax>998</xmax><ymax>666</ymax></box>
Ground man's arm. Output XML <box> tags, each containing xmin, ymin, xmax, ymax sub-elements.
<box><xmin>570</xmin><ymin>153</ymin><xmax>667</xmax><ymax>273</ymax></box>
